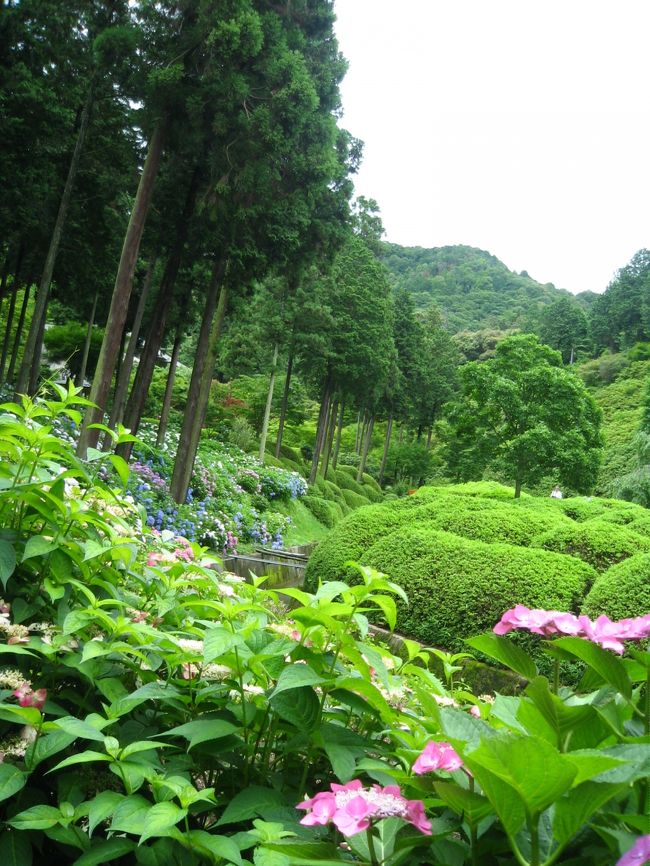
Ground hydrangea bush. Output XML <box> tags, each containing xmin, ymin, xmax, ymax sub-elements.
<box><xmin>0</xmin><ymin>387</ymin><xmax>647</xmax><ymax>865</ymax></box>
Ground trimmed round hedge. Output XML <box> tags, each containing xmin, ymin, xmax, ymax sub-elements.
<box><xmin>359</xmin><ymin>527</ymin><xmax>595</xmax><ymax>651</ymax></box>
<box><xmin>582</xmin><ymin>553</ymin><xmax>650</xmax><ymax>620</ymax></box>
<box><xmin>558</xmin><ymin>497</ymin><xmax>647</xmax><ymax>524</ymax></box>
<box><xmin>341</xmin><ymin>489</ymin><xmax>372</xmax><ymax>509</ymax></box>
<box><xmin>301</xmin><ymin>495</ymin><xmax>342</xmax><ymax>529</ymax></box>
<box><xmin>531</xmin><ymin>519</ymin><xmax>650</xmax><ymax>572</ymax></box>
<box><xmin>334</xmin><ymin>470</ymin><xmax>368</xmax><ymax>497</ymax></box>
<box><xmin>305</xmin><ymin>491</ymin><xmax>570</xmax><ymax>589</ymax></box>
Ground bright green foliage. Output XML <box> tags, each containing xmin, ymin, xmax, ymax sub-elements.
<box><xmin>0</xmin><ymin>391</ymin><xmax>647</xmax><ymax>865</ymax></box>
<box><xmin>421</xmin><ymin>480</ymin><xmax>530</xmax><ymax>500</ymax></box>
<box><xmin>531</xmin><ymin>519</ymin><xmax>650</xmax><ymax>572</ymax></box>
<box><xmin>359</xmin><ymin>528</ymin><xmax>594</xmax><ymax>651</ymax></box>
<box><xmin>582</xmin><ymin>553</ymin><xmax>650</xmax><ymax>620</ymax></box>
<box><xmin>306</xmin><ymin>485</ymin><xmax>572</xmax><ymax>590</ymax></box>
<box><xmin>558</xmin><ymin>496</ymin><xmax>648</xmax><ymax>523</ymax></box>
<box><xmin>444</xmin><ymin>334</ymin><xmax>603</xmax><ymax>497</ymax></box>
<box><xmin>340</xmin><ymin>489</ymin><xmax>372</xmax><ymax>510</ymax></box>
<box><xmin>301</xmin><ymin>495</ymin><xmax>341</xmax><ymax>528</ymax></box>
<box><xmin>361</xmin><ymin>472</ymin><xmax>382</xmax><ymax>492</ymax></box>
<box><xmin>334</xmin><ymin>470</ymin><xmax>368</xmax><ymax>496</ymax></box>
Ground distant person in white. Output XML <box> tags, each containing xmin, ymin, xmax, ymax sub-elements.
<box><xmin>550</xmin><ymin>485</ymin><xmax>563</xmax><ymax>499</ymax></box>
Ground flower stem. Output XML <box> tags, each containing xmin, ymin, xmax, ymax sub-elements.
<box><xmin>366</xmin><ymin>826</ymin><xmax>380</xmax><ymax>866</ymax></box>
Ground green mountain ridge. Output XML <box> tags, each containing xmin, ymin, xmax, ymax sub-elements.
<box><xmin>382</xmin><ymin>242</ymin><xmax>599</xmax><ymax>333</ymax></box>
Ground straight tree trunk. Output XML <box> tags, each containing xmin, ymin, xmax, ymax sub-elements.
<box><xmin>75</xmin><ymin>291</ymin><xmax>98</xmax><ymax>388</ymax></box>
<box><xmin>354</xmin><ymin>410</ymin><xmax>363</xmax><ymax>454</ymax></box>
<box><xmin>77</xmin><ymin>117</ymin><xmax>167</xmax><ymax>458</ymax></box>
<box><xmin>331</xmin><ymin>400</ymin><xmax>345</xmax><ymax>470</ymax></box>
<box><xmin>357</xmin><ymin>414</ymin><xmax>375</xmax><ymax>481</ymax></box>
<box><xmin>106</xmin><ymin>253</ymin><xmax>157</xmax><ymax>433</ymax></box>
<box><xmin>321</xmin><ymin>399</ymin><xmax>338</xmax><ymax>478</ymax></box>
<box><xmin>426</xmin><ymin>425</ymin><xmax>433</xmax><ymax>449</ymax></box>
<box><xmin>15</xmin><ymin>81</ymin><xmax>95</xmax><ymax>397</ymax></box>
<box><xmin>274</xmin><ymin>348</ymin><xmax>293</xmax><ymax>458</ymax></box>
<box><xmin>119</xmin><ymin>168</ymin><xmax>201</xmax><ymax>453</ymax></box>
<box><xmin>156</xmin><ymin>323</ymin><xmax>182</xmax><ymax>448</ymax></box>
<box><xmin>259</xmin><ymin>342</ymin><xmax>279</xmax><ymax>463</ymax></box>
<box><xmin>0</xmin><ymin>245</ymin><xmax>13</xmax><ymax>313</ymax></box>
<box><xmin>308</xmin><ymin>375</ymin><xmax>331</xmax><ymax>485</ymax></box>
<box><xmin>7</xmin><ymin>285</ymin><xmax>30</xmax><ymax>384</ymax></box>
<box><xmin>378</xmin><ymin>411</ymin><xmax>393</xmax><ymax>486</ymax></box>
<box><xmin>0</xmin><ymin>284</ymin><xmax>18</xmax><ymax>381</ymax></box>
<box><xmin>169</xmin><ymin>259</ymin><xmax>227</xmax><ymax>504</ymax></box>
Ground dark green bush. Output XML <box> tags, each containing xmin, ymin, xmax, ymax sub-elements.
<box><xmin>582</xmin><ymin>553</ymin><xmax>650</xmax><ymax>620</ymax></box>
<box><xmin>301</xmin><ymin>495</ymin><xmax>340</xmax><ymax>529</ymax></box>
<box><xmin>531</xmin><ymin>519</ymin><xmax>650</xmax><ymax>571</ymax></box>
<box><xmin>359</xmin><ymin>527</ymin><xmax>595</xmax><ymax>652</ymax></box>
<box><xmin>43</xmin><ymin>322</ymin><xmax>104</xmax><ymax>378</ymax></box>
<box><xmin>361</xmin><ymin>483</ymin><xmax>383</xmax><ymax>503</ymax></box>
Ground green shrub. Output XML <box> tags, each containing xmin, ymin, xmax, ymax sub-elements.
<box><xmin>305</xmin><ymin>505</ymin><xmax>406</xmax><ymax>586</ymax></box>
<box><xmin>582</xmin><ymin>553</ymin><xmax>650</xmax><ymax>620</ymax></box>
<box><xmin>302</xmin><ymin>495</ymin><xmax>340</xmax><ymax>528</ymax></box>
<box><xmin>359</xmin><ymin>527</ymin><xmax>595</xmax><ymax>651</ymax></box>
<box><xmin>420</xmin><ymin>480</ymin><xmax>527</xmax><ymax>500</ymax></box>
<box><xmin>361</xmin><ymin>483</ymin><xmax>383</xmax><ymax>503</ymax></box>
<box><xmin>335</xmin><ymin>469</ymin><xmax>368</xmax><ymax>496</ymax></box>
<box><xmin>263</xmin><ymin>453</ymin><xmax>284</xmax><ymax>468</ymax></box>
<box><xmin>279</xmin><ymin>456</ymin><xmax>303</xmax><ymax>473</ymax></box>
<box><xmin>424</xmin><ymin>501</ymin><xmax>569</xmax><ymax>546</ymax></box>
<box><xmin>361</xmin><ymin>472</ymin><xmax>382</xmax><ymax>492</ymax></box>
<box><xmin>384</xmin><ymin>492</ymin><xmax>398</xmax><ymax>501</ymax></box>
<box><xmin>43</xmin><ymin>321</ymin><xmax>105</xmax><ymax>378</ymax></box>
<box><xmin>341</xmin><ymin>488</ymin><xmax>372</xmax><ymax>509</ymax></box>
<box><xmin>531</xmin><ymin>519</ymin><xmax>650</xmax><ymax>571</ymax></box>
<box><xmin>625</xmin><ymin>516</ymin><xmax>650</xmax><ymax>538</ymax></box>
<box><xmin>336</xmin><ymin>464</ymin><xmax>358</xmax><ymax>478</ymax></box>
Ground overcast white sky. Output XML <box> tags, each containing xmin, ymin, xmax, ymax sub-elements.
<box><xmin>333</xmin><ymin>0</ymin><xmax>650</xmax><ymax>294</ymax></box>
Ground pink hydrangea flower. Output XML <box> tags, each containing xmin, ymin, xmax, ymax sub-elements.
<box><xmin>297</xmin><ymin>780</ymin><xmax>431</xmax><ymax>836</ymax></box>
<box><xmin>413</xmin><ymin>741</ymin><xmax>463</xmax><ymax>774</ymax></box>
<box><xmin>493</xmin><ymin>606</ymin><xmax>650</xmax><ymax>654</ymax></box>
<box><xmin>617</xmin><ymin>835</ymin><xmax>650</xmax><ymax>866</ymax></box>
<box><xmin>13</xmin><ymin>684</ymin><xmax>47</xmax><ymax>710</ymax></box>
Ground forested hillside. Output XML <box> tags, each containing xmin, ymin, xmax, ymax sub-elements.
<box><xmin>382</xmin><ymin>242</ymin><xmax>596</xmax><ymax>332</ymax></box>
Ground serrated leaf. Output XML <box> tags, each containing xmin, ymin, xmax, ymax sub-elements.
<box><xmin>0</xmin><ymin>765</ymin><xmax>25</xmax><ymax>803</ymax></box>
<box><xmin>465</xmin><ymin>733</ymin><xmax>576</xmax><ymax>815</ymax></box>
<box><xmin>553</xmin><ymin>781</ymin><xmax>628</xmax><ymax>845</ymax></box>
<box><xmin>139</xmin><ymin>801</ymin><xmax>186</xmax><ymax>843</ymax></box>
<box><xmin>270</xmin><ymin>686</ymin><xmax>320</xmax><ymax>731</ymax></box>
<box><xmin>86</xmin><ymin>791</ymin><xmax>124</xmax><ymax>836</ymax></box>
<box><xmin>465</xmin><ymin>632</ymin><xmax>537</xmax><ymax>679</ymax></box>
<box><xmin>158</xmin><ymin>718</ymin><xmax>238</xmax><ymax>750</ymax></box>
<box><xmin>21</xmin><ymin>535</ymin><xmax>57</xmax><ymax>562</ymax></box>
<box><xmin>49</xmin><ymin>751</ymin><xmax>113</xmax><ymax>773</ymax></box>
<box><xmin>8</xmin><ymin>804</ymin><xmax>62</xmax><ymax>830</ymax></box>
<box><xmin>434</xmin><ymin>781</ymin><xmax>494</xmax><ymax>823</ymax></box>
<box><xmin>73</xmin><ymin>837</ymin><xmax>135</xmax><ymax>866</ymax></box>
<box><xmin>54</xmin><ymin>715</ymin><xmax>111</xmax><ymax>742</ymax></box>
<box><xmin>217</xmin><ymin>787</ymin><xmax>286</xmax><ymax>826</ymax></box>
<box><xmin>550</xmin><ymin>637</ymin><xmax>631</xmax><ymax>699</ymax></box>
<box><xmin>0</xmin><ymin>541</ymin><xmax>16</xmax><ymax>587</ymax></box>
<box><xmin>109</xmin><ymin>795</ymin><xmax>151</xmax><ymax>834</ymax></box>
<box><xmin>185</xmin><ymin>831</ymin><xmax>245</xmax><ymax>865</ymax></box>
<box><xmin>270</xmin><ymin>664</ymin><xmax>325</xmax><ymax>697</ymax></box>
<box><xmin>203</xmin><ymin>627</ymin><xmax>245</xmax><ymax>663</ymax></box>
<box><xmin>0</xmin><ymin>830</ymin><xmax>32</xmax><ymax>866</ymax></box>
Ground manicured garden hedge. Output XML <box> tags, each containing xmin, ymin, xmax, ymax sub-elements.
<box><xmin>341</xmin><ymin>488</ymin><xmax>373</xmax><ymax>509</ymax></box>
<box><xmin>360</xmin><ymin>527</ymin><xmax>596</xmax><ymax>651</ymax></box>
<box><xmin>582</xmin><ymin>553</ymin><xmax>650</xmax><ymax>620</ymax></box>
<box><xmin>302</xmin><ymin>495</ymin><xmax>342</xmax><ymax>528</ymax></box>
<box><xmin>531</xmin><ymin>519</ymin><xmax>650</xmax><ymax>571</ymax></box>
